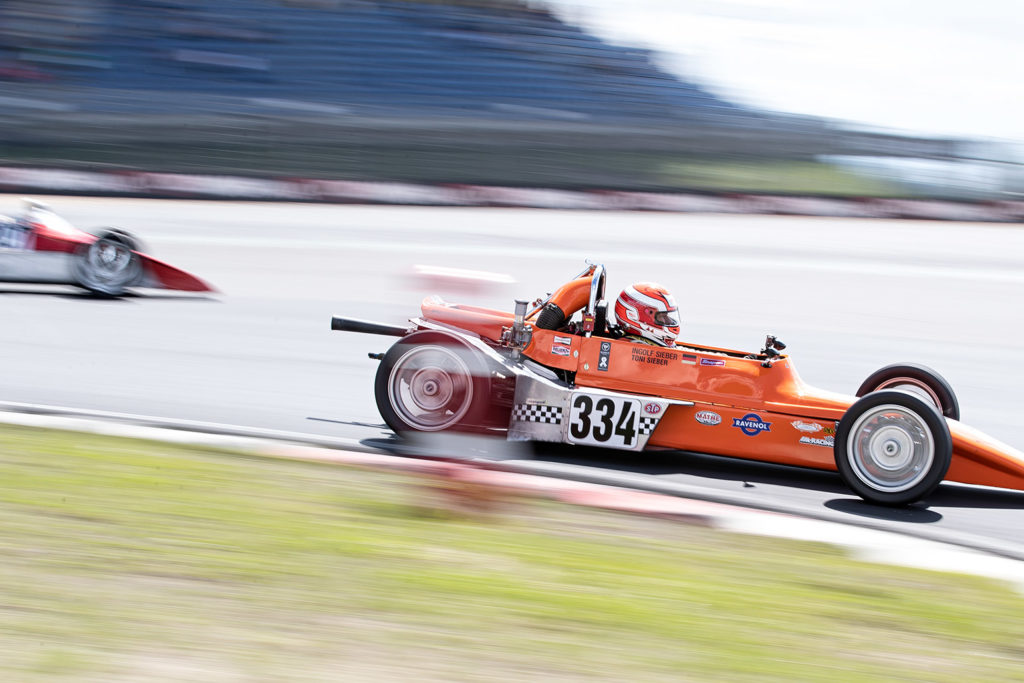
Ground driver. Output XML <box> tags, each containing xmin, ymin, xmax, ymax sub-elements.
<box><xmin>613</xmin><ymin>282</ymin><xmax>680</xmax><ymax>347</ymax></box>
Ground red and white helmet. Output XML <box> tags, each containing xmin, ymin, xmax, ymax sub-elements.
<box><xmin>614</xmin><ymin>282</ymin><xmax>680</xmax><ymax>346</ymax></box>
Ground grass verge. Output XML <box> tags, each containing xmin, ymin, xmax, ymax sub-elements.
<box><xmin>1</xmin><ymin>424</ymin><xmax>1023</xmax><ymax>682</ymax></box>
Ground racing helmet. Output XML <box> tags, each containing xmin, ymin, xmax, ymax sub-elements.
<box><xmin>614</xmin><ymin>282</ymin><xmax>680</xmax><ymax>346</ymax></box>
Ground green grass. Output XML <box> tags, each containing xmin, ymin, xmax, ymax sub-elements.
<box><xmin>660</xmin><ymin>159</ymin><xmax>904</xmax><ymax>196</ymax></box>
<box><xmin>1</xmin><ymin>424</ymin><xmax>1023</xmax><ymax>682</ymax></box>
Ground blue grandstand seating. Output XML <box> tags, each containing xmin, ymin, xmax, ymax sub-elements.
<box><xmin>1</xmin><ymin>0</ymin><xmax>751</xmax><ymax>121</ymax></box>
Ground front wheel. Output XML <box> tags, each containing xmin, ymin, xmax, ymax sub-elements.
<box><xmin>374</xmin><ymin>332</ymin><xmax>492</xmax><ymax>435</ymax></box>
<box><xmin>73</xmin><ymin>232</ymin><xmax>141</xmax><ymax>296</ymax></box>
<box><xmin>834</xmin><ymin>390</ymin><xmax>952</xmax><ymax>506</ymax></box>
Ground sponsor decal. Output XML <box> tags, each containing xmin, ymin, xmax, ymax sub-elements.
<box><xmin>643</xmin><ymin>402</ymin><xmax>662</xmax><ymax>415</ymax></box>
<box><xmin>551</xmin><ymin>345</ymin><xmax>571</xmax><ymax>357</ymax></box>
<box><xmin>791</xmin><ymin>420</ymin><xmax>823</xmax><ymax>433</ymax></box>
<box><xmin>681</xmin><ymin>353</ymin><xmax>697</xmax><ymax>365</ymax></box>
<box><xmin>700</xmin><ymin>358</ymin><xmax>726</xmax><ymax>367</ymax></box>
<box><xmin>630</xmin><ymin>346</ymin><xmax>677</xmax><ymax>366</ymax></box>
<box><xmin>800</xmin><ymin>435</ymin><xmax>835</xmax><ymax>447</ymax></box>
<box><xmin>554</xmin><ymin>335</ymin><xmax>573</xmax><ymax>345</ymax></box>
<box><xmin>824</xmin><ymin>424</ymin><xmax>837</xmax><ymax>436</ymax></box>
<box><xmin>598</xmin><ymin>341</ymin><xmax>611</xmax><ymax>371</ymax></box>
<box><xmin>695</xmin><ymin>410</ymin><xmax>721</xmax><ymax>426</ymax></box>
<box><xmin>733</xmin><ymin>413</ymin><xmax>771</xmax><ymax>436</ymax></box>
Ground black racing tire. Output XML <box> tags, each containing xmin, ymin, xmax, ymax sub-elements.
<box><xmin>856</xmin><ymin>363</ymin><xmax>959</xmax><ymax>420</ymax></box>
<box><xmin>834</xmin><ymin>390</ymin><xmax>952</xmax><ymax>506</ymax></box>
<box><xmin>374</xmin><ymin>331</ymin><xmax>494</xmax><ymax>436</ymax></box>
<box><xmin>72</xmin><ymin>230</ymin><xmax>142</xmax><ymax>296</ymax></box>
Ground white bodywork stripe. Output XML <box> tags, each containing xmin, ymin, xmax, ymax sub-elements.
<box><xmin>0</xmin><ymin>249</ymin><xmax>74</xmax><ymax>283</ymax></box>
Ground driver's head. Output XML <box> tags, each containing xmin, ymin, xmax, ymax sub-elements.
<box><xmin>614</xmin><ymin>282</ymin><xmax>680</xmax><ymax>346</ymax></box>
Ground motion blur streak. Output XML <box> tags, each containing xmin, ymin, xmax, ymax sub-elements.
<box><xmin>1</xmin><ymin>0</ymin><xmax>1023</xmax><ymax>678</ymax></box>
<box><xmin>0</xmin><ymin>0</ymin><xmax>1020</xmax><ymax>200</ymax></box>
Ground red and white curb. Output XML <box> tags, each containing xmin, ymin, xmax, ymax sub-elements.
<box><xmin>1</xmin><ymin>166</ymin><xmax>1022</xmax><ymax>222</ymax></box>
<box><xmin>3</xmin><ymin>403</ymin><xmax>1024</xmax><ymax>593</ymax></box>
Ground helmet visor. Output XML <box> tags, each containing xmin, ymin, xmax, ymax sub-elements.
<box><xmin>654</xmin><ymin>309</ymin><xmax>679</xmax><ymax>327</ymax></box>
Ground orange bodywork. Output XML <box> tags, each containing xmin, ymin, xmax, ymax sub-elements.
<box><xmin>421</xmin><ymin>297</ymin><xmax>514</xmax><ymax>342</ymax></box>
<box><xmin>420</xmin><ymin>288</ymin><xmax>1024</xmax><ymax>494</ymax></box>
<box><xmin>545</xmin><ymin>276</ymin><xmax>592</xmax><ymax>320</ymax></box>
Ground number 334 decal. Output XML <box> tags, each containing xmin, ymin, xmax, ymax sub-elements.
<box><xmin>568</xmin><ymin>393</ymin><xmax>655</xmax><ymax>450</ymax></box>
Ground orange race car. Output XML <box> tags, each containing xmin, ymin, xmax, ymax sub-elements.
<box><xmin>331</xmin><ymin>262</ymin><xmax>1024</xmax><ymax>506</ymax></box>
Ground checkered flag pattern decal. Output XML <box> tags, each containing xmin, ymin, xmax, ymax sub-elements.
<box><xmin>512</xmin><ymin>404</ymin><xmax>563</xmax><ymax>424</ymax></box>
<box><xmin>639</xmin><ymin>416</ymin><xmax>658</xmax><ymax>436</ymax></box>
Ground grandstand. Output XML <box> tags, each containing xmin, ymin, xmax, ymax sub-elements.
<box><xmin>0</xmin><ymin>0</ymin><xmax>971</xmax><ymax>192</ymax></box>
<box><xmin>1</xmin><ymin>0</ymin><xmax>752</xmax><ymax>122</ymax></box>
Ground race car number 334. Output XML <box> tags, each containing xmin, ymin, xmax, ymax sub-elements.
<box><xmin>568</xmin><ymin>393</ymin><xmax>642</xmax><ymax>449</ymax></box>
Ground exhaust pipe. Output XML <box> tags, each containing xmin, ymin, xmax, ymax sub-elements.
<box><xmin>331</xmin><ymin>316</ymin><xmax>409</xmax><ymax>337</ymax></box>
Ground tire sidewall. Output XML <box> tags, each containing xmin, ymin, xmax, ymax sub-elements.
<box><xmin>834</xmin><ymin>389</ymin><xmax>952</xmax><ymax>506</ymax></box>
<box><xmin>856</xmin><ymin>363</ymin><xmax>959</xmax><ymax>420</ymax></box>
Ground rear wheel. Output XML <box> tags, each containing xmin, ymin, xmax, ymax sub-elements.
<box><xmin>834</xmin><ymin>390</ymin><xmax>952</xmax><ymax>505</ymax></box>
<box><xmin>374</xmin><ymin>332</ymin><xmax>492</xmax><ymax>435</ymax></box>
<box><xmin>856</xmin><ymin>363</ymin><xmax>959</xmax><ymax>420</ymax></box>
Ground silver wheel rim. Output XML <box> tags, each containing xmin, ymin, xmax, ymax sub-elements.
<box><xmin>388</xmin><ymin>345</ymin><xmax>473</xmax><ymax>431</ymax></box>
<box><xmin>81</xmin><ymin>239</ymin><xmax>137</xmax><ymax>291</ymax></box>
<box><xmin>874</xmin><ymin>378</ymin><xmax>942</xmax><ymax>411</ymax></box>
<box><xmin>847</xmin><ymin>403</ymin><xmax>934</xmax><ymax>492</ymax></box>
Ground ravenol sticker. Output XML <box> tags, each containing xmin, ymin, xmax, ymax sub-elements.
<box><xmin>733</xmin><ymin>413</ymin><xmax>771</xmax><ymax>436</ymax></box>
<box><xmin>800</xmin><ymin>435</ymin><xmax>834</xmax><ymax>447</ymax></box>
<box><xmin>791</xmin><ymin>420</ymin><xmax>822</xmax><ymax>433</ymax></box>
<box><xmin>695</xmin><ymin>410</ymin><xmax>721</xmax><ymax>426</ymax></box>
<box><xmin>551</xmin><ymin>345</ymin><xmax>571</xmax><ymax>357</ymax></box>
<box><xmin>681</xmin><ymin>353</ymin><xmax>697</xmax><ymax>365</ymax></box>
<box><xmin>554</xmin><ymin>335</ymin><xmax>573</xmax><ymax>345</ymax></box>
<box><xmin>598</xmin><ymin>341</ymin><xmax>611</xmax><ymax>372</ymax></box>
<box><xmin>700</xmin><ymin>358</ymin><xmax>725</xmax><ymax>367</ymax></box>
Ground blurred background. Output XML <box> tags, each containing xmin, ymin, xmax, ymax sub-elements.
<box><xmin>0</xmin><ymin>0</ymin><xmax>1021</xmax><ymax>201</ymax></box>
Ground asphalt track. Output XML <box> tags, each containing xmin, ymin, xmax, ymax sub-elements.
<box><xmin>4</xmin><ymin>194</ymin><xmax>1024</xmax><ymax>554</ymax></box>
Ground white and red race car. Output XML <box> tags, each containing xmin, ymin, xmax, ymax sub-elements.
<box><xmin>0</xmin><ymin>199</ymin><xmax>213</xmax><ymax>296</ymax></box>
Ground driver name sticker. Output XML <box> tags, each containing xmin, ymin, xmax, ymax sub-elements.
<box><xmin>630</xmin><ymin>347</ymin><xmax>677</xmax><ymax>366</ymax></box>
<box><xmin>567</xmin><ymin>393</ymin><xmax>646</xmax><ymax>449</ymax></box>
